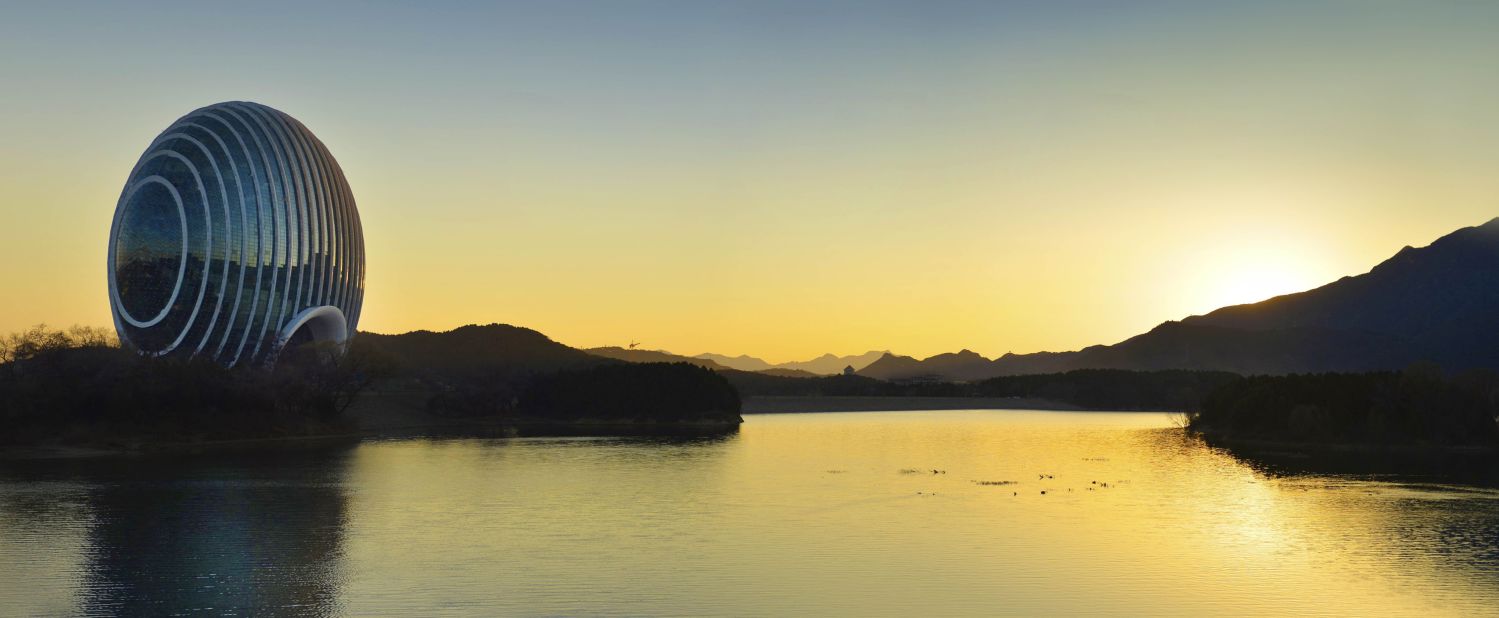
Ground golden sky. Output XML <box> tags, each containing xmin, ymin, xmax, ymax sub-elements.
<box><xmin>1</xmin><ymin>2</ymin><xmax>1496</xmax><ymax>362</ymax></box>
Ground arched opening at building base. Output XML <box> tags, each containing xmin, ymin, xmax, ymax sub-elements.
<box><xmin>268</xmin><ymin>306</ymin><xmax>349</xmax><ymax>367</ymax></box>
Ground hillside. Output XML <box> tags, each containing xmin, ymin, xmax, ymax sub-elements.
<box><xmin>360</xmin><ymin>218</ymin><xmax>1499</xmax><ymax>384</ymax></box>
<box><xmin>859</xmin><ymin>350</ymin><xmax>1003</xmax><ymax>382</ymax></box>
<box><xmin>1182</xmin><ymin>218</ymin><xmax>1499</xmax><ymax>369</ymax></box>
<box><xmin>862</xmin><ymin>217</ymin><xmax>1499</xmax><ymax>380</ymax></box>
<box><xmin>778</xmin><ymin>351</ymin><xmax>890</xmax><ymax>375</ymax></box>
<box><xmin>756</xmin><ymin>368</ymin><xmax>822</xmax><ymax>378</ymax></box>
<box><xmin>361</xmin><ymin>324</ymin><xmax>602</xmax><ymax>377</ymax></box>
<box><xmin>694</xmin><ymin>353</ymin><xmax>774</xmax><ymax>372</ymax></box>
<box><xmin>856</xmin><ymin>353</ymin><xmax>929</xmax><ymax>381</ymax></box>
<box><xmin>587</xmin><ymin>347</ymin><xmax>728</xmax><ymax>370</ymax></box>
<box><xmin>356</xmin><ymin>325</ymin><xmax>741</xmax><ymax>429</ymax></box>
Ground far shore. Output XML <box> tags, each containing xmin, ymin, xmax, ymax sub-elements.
<box><xmin>0</xmin><ymin>419</ymin><xmax>739</xmax><ymax>461</ymax></box>
<box><xmin>743</xmin><ymin>395</ymin><xmax>1087</xmax><ymax>414</ymax></box>
<box><xmin>1</xmin><ymin>393</ymin><xmax>1169</xmax><ymax>461</ymax></box>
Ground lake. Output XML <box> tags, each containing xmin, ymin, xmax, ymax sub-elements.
<box><xmin>3</xmin><ymin>410</ymin><xmax>1498</xmax><ymax>616</ymax></box>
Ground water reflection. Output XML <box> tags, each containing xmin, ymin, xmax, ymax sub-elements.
<box><xmin>3</xmin><ymin>413</ymin><xmax>1499</xmax><ymax>616</ymax></box>
<box><xmin>1207</xmin><ymin>437</ymin><xmax>1499</xmax><ymax>487</ymax></box>
<box><xmin>0</xmin><ymin>449</ymin><xmax>354</xmax><ymax>616</ymax></box>
<box><xmin>334</xmin><ymin>434</ymin><xmax>742</xmax><ymax>615</ymax></box>
<box><xmin>1207</xmin><ymin>437</ymin><xmax>1499</xmax><ymax>587</ymax></box>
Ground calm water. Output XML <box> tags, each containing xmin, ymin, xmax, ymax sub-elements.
<box><xmin>3</xmin><ymin>410</ymin><xmax>1499</xmax><ymax>616</ymax></box>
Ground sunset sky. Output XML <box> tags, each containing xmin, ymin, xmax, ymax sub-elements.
<box><xmin>2</xmin><ymin>1</ymin><xmax>1497</xmax><ymax>362</ymax></box>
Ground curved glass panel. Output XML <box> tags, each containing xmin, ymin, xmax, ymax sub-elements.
<box><xmin>114</xmin><ymin>180</ymin><xmax>184</xmax><ymax>324</ymax></box>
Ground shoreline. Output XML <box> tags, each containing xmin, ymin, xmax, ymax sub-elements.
<box><xmin>1191</xmin><ymin>427</ymin><xmax>1499</xmax><ymax>457</ymax></box>
<box><xmin>742</xmin><ymin>395</ymin><xmax>1086</xmax><ymax>414</ymax></box>
<box><xmin>0</xmin><ymin>432</ymin><xmax>365</xmax><ymax>461</ymax></box>
<box><xmin>0</xmin><ymin>414</ymin><xmax>741</xmax><ymax>461</ymax></box>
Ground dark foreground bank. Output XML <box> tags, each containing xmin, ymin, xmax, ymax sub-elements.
<box><xmin>1187</xmin><ymin>366</ymin><xmax>1499</xmax><ymax>449</ymax></box>
<box><xmin>1</xmin><ymin>326</ymin><xmax>740</xmax><ymax>458</ymax></box>
<box><xmin>0</xmin><ymin>327</ymin><xmax>374</xmax><ymax>453</ymax></box>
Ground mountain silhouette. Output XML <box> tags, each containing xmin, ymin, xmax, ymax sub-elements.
<box><xmin>867</xmin><ymin>217</ymin><xmax>1499</xmax><ymax>380</ymax></box>
<box><xmin>755</xmin><ymin>368</ymin><xmax>822</xmax><ymax>378</ymax></box>
<box><xmin>694</xmin><ymin>353</ymin><xmax>774</xmax><ymax>372</ymax></box>
<box><xmin>361</xmin><ymin>324</ymin><xmax>601</xmax><ymax>376</ymax></box>
<box><xmin>1179</xmin><ymin>217</ymin><xmax>1499</xmax><ymax>369</ymax></box>
<box><xmin>695</xmin><ymin>350</ymin><xmax>890</xmax><ymax>375</ymax></box>
<box><xmin>781</xmin><ymin>351</ymin><xmax>890</xmax><ymax>375</ymax></box>
<box><xmin>363</xmin><ymin>219</ymin><xmax>1498</xmax><ymax>382</ymax></box>
<box><xmin>587</xmin><ymin>347</ymin><xmax>729</xmax><ymax>370</ymax></box>
<box><xmin>855</xmin><ymin>353</ymin><xmax>926</xmax><ymax>381</ymax></box>
<box><xmin>859</xmin><ymin>350</ymin><xmax>994</xmax><ymax>382</ymax></box>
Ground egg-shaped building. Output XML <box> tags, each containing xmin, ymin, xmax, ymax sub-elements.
<box><xmin>107</xmin><ymin>101</ymin><xmax>364</xmax><ymax>367</ymax></box>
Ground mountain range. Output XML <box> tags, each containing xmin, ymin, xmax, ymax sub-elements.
<box><xmin>586</xmin><ymin>346</ymin><xmax>729</xmax><ymax>370</ymax></box>
<box><xmin>361</xmin><ymin>324</ymin><xmax>601</xmax><ymax>378</ymax></box>
<box><xmin>858</xmin><ymin>217</ymin><xmax>1499</xmax><ymax>381</ymax></box>
<box><xmin>368</xmin><ymin>218</ymin><xmax>1499</xmax><ymax>383</ymax></box>
<box><xmin>694</xmin><ymin>351</ymin><xmax>889</xmax><ymax>375</ymax></box>
<box><xmin>586</xmin><ymin>347</ymin><xmax>885</xmax><ymax>377</ymax></box>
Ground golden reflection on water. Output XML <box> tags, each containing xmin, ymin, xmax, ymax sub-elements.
<box><xmin>2</xmin><ymin>410</ymin><xmax>1498</xmax><ymax>616</ymax></box>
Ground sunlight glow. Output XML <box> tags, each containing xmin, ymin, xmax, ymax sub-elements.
<box><xmin>1211</xmin><ymin>262</ymin><xmax>1314</xmax><ymax>308</ymax></box>
<box><xmin>1181</xmin><ymin>243</ymin><xmax>1333</xmax><ymax>316</ymax></box>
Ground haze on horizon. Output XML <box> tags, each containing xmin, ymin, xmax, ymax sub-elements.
<box><xmin>1</xmin><ymin>1</ymin><xmax>1496</xmax><ymax>363</ymax></box>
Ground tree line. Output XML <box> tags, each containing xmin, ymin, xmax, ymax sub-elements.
<box><xmin>0</xmin><ymin>325</ymin><xmax>392</xmax><ymax>445</ymax></box>
<box><xmin>1188</xmin><ymin>364</ymin><xmax>1499</xmax><ymax>446</ymax></box>
<box><xmin>722</xmin><ymin>368</ymin><xmax>1240</xmax><ymax>411</ymax></box>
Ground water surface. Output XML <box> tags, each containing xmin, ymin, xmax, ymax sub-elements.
<box><xmin>3</xmin><ymin>410</ymin><xmax>1498</xmax><ymax>616</ymax></box>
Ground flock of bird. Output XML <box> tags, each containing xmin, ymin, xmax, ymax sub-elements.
<box><xmin>845</xmin><ymin>465</ymin><xmax>1127</xmax><ymax>498</ymax></box>
<box><xmin>883</xmin><ymin>467</ymin><xmax>1124</xmax><ymax>497</ymax></box>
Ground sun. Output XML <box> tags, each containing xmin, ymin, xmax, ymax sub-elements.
<box><xmin>1215</xmin><ymin>265</ymin><xmax>1307</xmax><ymax>307</ymax></box>
<box><xmin>1195</xmin><ymin>248</ymin><xmax>1325</xmax><ymax>312</ymax></box>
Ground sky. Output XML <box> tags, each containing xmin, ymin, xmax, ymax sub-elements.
<box><xmin>1</xmin><ymin>1</ymin><xmax>1497</xmax><ymax>363</ymax></box>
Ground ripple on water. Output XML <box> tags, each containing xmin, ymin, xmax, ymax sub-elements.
<box><xmin>1</xmin><ymin>410</ymin><xmax>1497</xmax><ymax>616</ymax></box>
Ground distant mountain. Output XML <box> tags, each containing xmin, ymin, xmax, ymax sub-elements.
<box><xmin>694</xmin><ymin>353</ymin><xmax>774</xmax><ymax>372</ymax></box>
<box><xmin>1180</xmin><ymin>217</ymin><xmax>1499</xmax><ymax>369</ymax></box>
<box><xmin>586</xmin><ymin>347</ymin><xmax>729</xmax><ymax>370</ymax></box>
<box><xmin>361</xmin><ymin>324</ymin><xmax>603</xmax><ymax>377</ymax></box>
<box><xmin>756</xmin><ymin>368</ymin><xmax>823</xmax><ymax>378</ymax></box>
<box><xmin>917</xmin><ymin>350</ymin><xmax>997</xmax><ymax>381</ymax></box>
<box><xmin>363</xmin><ymin>219</ymin><xmax>1499</xmax><ymax>383</ymax></box>
<box><xmin>864</xmin><ymin>217</ymin><xmax>1499</xmax><ymax>380</ymax></box>
<box><xmin>859</xmin><ymin>350</ymin><xmax>995</xmax><ymax>382</ymax></box>
<box><xmin>857</xmin><ymin>353</ymin><xmax>927</xmax><ymax>381</ymax></box>
<box><xmin>695</xmin><ymin>350</ymin><xmax>889</xmax><ymax>375</ymax></box>
<box><xmin>357</xmin><ymin>325</ymin><xmax>741</xmax><ymax>425</ymax></box>
<box><xmin>989</xmin><ymin>322</ymin><xmax>1421</xmax><ymax>376</ymax></box>
<box><xmin>779</xmin><ymin>351</ymin><xmax>890</xmax><ymax>375</ymax></box>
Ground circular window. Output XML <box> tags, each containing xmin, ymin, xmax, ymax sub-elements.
<box><xmin>113</xmin><ymin>178</ymin><xmax>187</xmax><ymax>327</ymax></box>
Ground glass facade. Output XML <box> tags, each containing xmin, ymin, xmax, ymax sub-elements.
<box><xmin>107</xmin><ymin>102</ymin><xmax>365</xmax><ymax>367</ymax></box>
